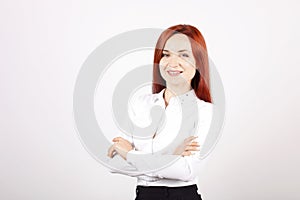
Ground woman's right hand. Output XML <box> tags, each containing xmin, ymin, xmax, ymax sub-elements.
<box><xmin>173</xmin><ymin>136</ymin><xmax>200</xmax><ymax>156</ymax></box>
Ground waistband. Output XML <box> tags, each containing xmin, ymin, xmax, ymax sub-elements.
<box><xmin>136</xmin><ymin>184</ymin><xmax>198</xmax><ymax>195</ymax></box>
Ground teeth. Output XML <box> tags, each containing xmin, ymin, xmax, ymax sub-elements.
<box><xmin>167</xmin><ymin>71</ymin><xmax>181</xmax><ymax>76</ymax></box>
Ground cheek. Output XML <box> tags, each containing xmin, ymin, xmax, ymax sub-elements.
<box><xmin>182</xmin><ymin>57</ymin><xmax>195</xmax><ymax>67</ymax></box>
<box><xmin>158</xmin><ymin>62</ymin><xmax>166</xmax><ymax>79</ymax></box>
<box><xmin>186</xmin><ymin>69</ymin><xmax>196</xmax><ymax>79</ymax></box>
<box><xmin>159</xmin><ymin>57</ymin><xmax>167</xmax><ymax>67</ymax></box>
<box><xmin>183</xmin><ymin>64</ymin><xmax>196</xmax><ymax>80</ymax></box>
<box><xmin>159</xmin><ymin>58</ymin><xmax>168</xmax><ymax>74</ymax></box>
<box><xmin>182</xmin><ymin>56</ymin><xmax>196</xmax><ymax>69</ymax></box>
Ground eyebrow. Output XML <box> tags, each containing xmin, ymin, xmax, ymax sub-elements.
<box><xmin>163</xmin><ymin>49</ymin><xmax>190</xmax><ymax>53</ymax></box>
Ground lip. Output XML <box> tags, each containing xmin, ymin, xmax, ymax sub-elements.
<box><xmin>166</xmin><ymin>70</ymin><xmax>183</xmax><ymax>77</ymax></box>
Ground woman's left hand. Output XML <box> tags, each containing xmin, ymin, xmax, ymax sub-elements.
<box><xmin>107</xmin><ymin>137</ymin><xmax>133</xmax><ymax>160</ymax></box>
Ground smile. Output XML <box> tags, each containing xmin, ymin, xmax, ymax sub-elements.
<box><xmin>167</xmin><ymin>70</ymin><xmax>183</xmax><ymax>76</ymax></box>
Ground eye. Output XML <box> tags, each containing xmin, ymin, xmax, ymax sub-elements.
<box><xmin>162</xmin><ymin>53</ymin><xmax>170</xmax><ymax>57</ymax></box>
<box><xmin>181</xmin><ymin>53</ymin><xmax>189</xmax><ymax>57</ymax></box>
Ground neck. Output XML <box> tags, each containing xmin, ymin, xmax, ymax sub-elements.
<box><xmin>163</xmin><ymin>83</ymin><xmax>192</xmax><ymax>106</ymax></box>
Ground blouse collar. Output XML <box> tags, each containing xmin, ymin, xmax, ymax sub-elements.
<box><xmin>156</xmin><ymin>88</ymin><xmax>197</xmax><ymax>106</ymax></box>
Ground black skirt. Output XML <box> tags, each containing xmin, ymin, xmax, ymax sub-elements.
<box><xmin>135</xmin><ymin>184</ymin><xmax>202</xmax><ymax>200</ymax></box>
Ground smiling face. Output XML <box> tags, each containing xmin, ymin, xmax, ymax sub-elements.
<box><xmin>159</xmin><ymin>33</ymin><xmax>196</xmax><ymax>87</ymax></box>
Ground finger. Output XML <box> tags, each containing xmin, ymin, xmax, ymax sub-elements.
<box><xmin>184</xmin><ymin>135</ymin><xmax>198</xmax><ymax>141</ymax></box>
<box><xmin>107</xmin><ymin>145</ymin><xmax>114</xmax><ymax>157</ymax></box>
<box><xmin>112</xmin><ymin>137</ymin><xmax>122</xmax><ymax>142</ymax></box>
<box><xmin>181</xmin><ymin>151</ymin><xmax>195</xmax><ymax>157</ymax></box>
<box><xmin>188</xmin><ymin>142</ymin><xmax>200</xmax><ymax>147</ymax></box>
<box><xmin>181</xmin><ymin>151</ymin><xmax>190</xmax><ymax>156</ymax></box>
<box><xmin>184</xmin><ymin>136</ymin><xmax>198</xmax><ymax>143</ymax></box>
<box><xmin>113</xmin><ymin>137</ymin><xmax>131</xmax><ymax>144</ymax></box>
<box><xmin>107</xmin><ymin>144</ymin><xmax>116</xmax><ymax>158</ymax></box>
<box><xmin>185</xmin><ymin>146</ymin><xmax>200</xmax><ymax>151</ymax></box>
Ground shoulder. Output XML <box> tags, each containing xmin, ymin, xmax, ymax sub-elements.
<box><xmin>195</xmin><ymin>99</ymin><xmax>213</xmax><ymax>120</ymax></box>
<box><xmin>128</xmin><ymin>92</ymin><xmax>161</xmax><ymax>115</ymax></box>
<box><xmin>196</xmin><ymin>99</ymin><xmax>213</xmax><ymax>110</ymax></box>
<box><xmin>127</xmin><ymin>93</ymin><xmax>161</xmax><ymax>126</ymax></box>
<box><xmin>130</xmin><ymin>93</ymin><xmax>159</xmax><ymax>107</ymax></box>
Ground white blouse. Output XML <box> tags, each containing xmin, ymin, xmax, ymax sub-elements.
<box><xmin>106</xmin><ymin>88</ymin><xmax>213</xmax><ymax>187</ymax></box>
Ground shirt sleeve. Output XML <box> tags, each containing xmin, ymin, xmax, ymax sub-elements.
<box><xmin>126</xmin><ymin>102</ymin><xmax>213</xmax><ymax>181</ymax></box>
<box><xmin>105</xmin><ymin>119</ymin><xmax>143</xmax><ymax>177</ymax></box>
<box><xmin>107</xmin><ymin>93</ymin><xmax>214</xmax><ymax>181</ymax></box>
<box><xmin>105</xmin><ymin>93</ymin><xmax>154</xmax><ymax>177</ymax></box>
<box><xmin>130</xmin><ymin>154</ymin><xmax>208</xmax><ymax>182</ymax></box>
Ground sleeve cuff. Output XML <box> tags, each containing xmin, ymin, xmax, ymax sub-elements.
<box><xmin>126</xmin><ymin>150</ymin><xmax>145</xmax><ymax>164</ymax></box>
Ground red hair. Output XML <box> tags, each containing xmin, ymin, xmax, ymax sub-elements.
<box><xmin>152</xmin><ymin>24</ymin><xmax>212</xmax><ymax>103</ymax></box>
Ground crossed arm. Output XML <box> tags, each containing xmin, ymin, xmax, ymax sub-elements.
<box><xmin>106</xmin><ymin>135</ymin><xmax>205</xmax><ymax>181</ymax></box>
<box><xmin>106</xmin><ymin>99</ymin><xmax>213</xmax><ymax>181</ymax></box>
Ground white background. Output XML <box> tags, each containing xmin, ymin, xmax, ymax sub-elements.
<box><xmin>1</xmin><ymin>0</ymin><xmax>299</xmax><ymax>199</ymax></box>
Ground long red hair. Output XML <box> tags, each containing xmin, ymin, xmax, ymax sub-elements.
<box><xmin>152</xmin><ymin>24</ymin><xmax>212</xmax><ymax>103</ymax></box>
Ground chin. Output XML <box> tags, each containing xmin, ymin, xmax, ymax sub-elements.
<box><xmin>165</xmin><ymin>78</ymin><xmax>187</xmax><ymax>86</ymax></box>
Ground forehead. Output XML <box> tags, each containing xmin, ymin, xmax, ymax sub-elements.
<box><xmin>163</xmin><ymin>33</ymin><xmax>192</xmax><ymax>51</ymax></box>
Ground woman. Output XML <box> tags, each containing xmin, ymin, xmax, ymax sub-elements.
<box><xmin>107</xmin><ymin>24</ymin><xmax>213</xmax><ymax>200</ymax></box>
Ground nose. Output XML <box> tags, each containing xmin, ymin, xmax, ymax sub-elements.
<box><xmin>167</xmin><ymin>55</ymin><xmax>180</xmax><ymax>68</ymax></box>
